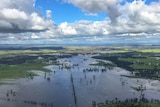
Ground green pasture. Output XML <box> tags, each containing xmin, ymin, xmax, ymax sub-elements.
<box><xmin>0</xmin><ymin>62</ymin><xmax>51</xmax><ymax>79</ymax></box>
<box><xmin>0</xmin><ymin>49</ymin><xmax>58</xmax><ymax>80</ymax></box>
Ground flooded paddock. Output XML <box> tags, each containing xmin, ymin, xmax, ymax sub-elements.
<box><xmin>0</xmin><ymin>54</ymin><xmax>160</xmax><ymax>107</ymax></box>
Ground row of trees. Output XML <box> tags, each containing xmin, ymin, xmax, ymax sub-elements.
<box><xmin>92</xmin><ymin>97</ymin><xmax>160</xmax><ymax>107</ymax></box>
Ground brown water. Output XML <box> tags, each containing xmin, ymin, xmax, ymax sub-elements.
<box><xmin>0</xmin><ymin>54</ymin><xmax>160</xmax><ymax>107</ymax></box>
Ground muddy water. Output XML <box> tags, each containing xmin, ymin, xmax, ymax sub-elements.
<box><xmin>0</xmin><ymin>54</ymin><xmax>160</xmax><ymax>107</ymax></box>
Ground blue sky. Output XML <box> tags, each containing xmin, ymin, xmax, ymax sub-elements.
<box><xmin>35</xmin><ymin>0</ymin><xmax>106</xmax><ymax>24</ymax></box>
<box><xmin>0</xmin><ymin>0</ymin><xmax>160</xmax><ymax>45</ymax></box>
<box><xmin>35</xmin><ymin>0</ymin><xmax>159</xmax><ymax>24</ymax></box>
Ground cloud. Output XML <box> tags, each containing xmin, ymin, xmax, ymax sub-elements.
<box><xmin>61</xmin><ymin>0</ymin><xmax>160</xmax><ymax>36</ymax></box>
<box><xmin>115</xmin><ymin>0</ymin><xmax>160</xmax><ymax>34</ymax></box>
<box><xmin>54</xmin><ymin>0</ymin><xmax>160</xmax><ymax>44</ymax></box>
<box><xmin>123</xmin><ymin>0</ymin><xmax>160</xmax><ymax>24</ymax></box>
<box><xmin>0</xmin><ymin>0</ymin><xmax>35</xmax><ymax>13</ymax></box>
<box><xmin>72</xmin><ymin>20</ymin><xmax>110</xmax><ymax>36</ymax></box>
<box><xmin>46</xmin><ymin>10</ymin><xmax>52</xmax><ymax>19</ymax></box>
<box><xmin>84</xmin><ymin>13</ymin><xmax>98</xmax><ymax>16</ymax></box>
<box><xmin>64</xmin><ymin>0</ymin><xmax>121</xmax><ymax>23</ymax></box>
<box><xmin>59</xmin><ymin>22</ymin><xmax>78</xmax><ymax>35</ymax></box>
<box><xmin>0</xmin><ymin>0</ymin><xmax>160</xmax><ymax>44</ymax></box>
<box><xmin>0</xmin><ymin>0</ymin><xmax>53</xmax><ymax>33</ymax></box>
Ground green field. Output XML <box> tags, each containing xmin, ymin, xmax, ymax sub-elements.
<box><xmin>0</xmin><ymin>49</ymin><xmax>60</xmax><ymax>80</ymax></box>
<box><xmin>92</xmin><ymin>47</ymin><xmax>160</xmax><ymax>80</ymax></box>
<box><xmin>0</xmin><ymin>62</ymin><xmax>52</xmax><ymax>79</ymax></box>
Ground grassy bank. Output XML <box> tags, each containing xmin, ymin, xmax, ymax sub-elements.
<box><xmin>100</xmin><ymin>102</ymin><xmax>160</xmax><ymax>107</ymax></box>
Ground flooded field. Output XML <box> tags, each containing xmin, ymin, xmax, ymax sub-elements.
<box><xmin>0</xmin><ymin>54</ymin><xmax>160</xmax><ymax>107</ymax></box>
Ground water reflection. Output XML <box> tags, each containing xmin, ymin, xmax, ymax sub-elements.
<box><xmin>0</xmin><ymin>54</ymin><xmax>160</xmax><ymax>107</ymax></box>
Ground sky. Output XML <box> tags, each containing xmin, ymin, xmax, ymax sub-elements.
<box><xmin>0</xmin><ymin>0</ymin><xmax>160</xmax><ymax>45</ymax></box>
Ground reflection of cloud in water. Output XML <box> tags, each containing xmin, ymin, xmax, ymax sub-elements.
<box><xmin>112</xmin><ymin>67</ymin><xmax>131</xmax><ymax>75</ymax></box>
<box><xmin>145</xmin><ymin>80</ymin><xmax>160</xmax><ymax>91</ymax></box>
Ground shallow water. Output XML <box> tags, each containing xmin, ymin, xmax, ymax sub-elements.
<box><xmin>0</xmin><ymin>54</ymin><xmax>160</xmax><ymax>107</ymax></box>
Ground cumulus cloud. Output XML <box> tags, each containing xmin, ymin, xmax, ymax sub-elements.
<box><xmin>59</xmin><ymin>22</ymin><xmax>77</xmax><ymax>35</ymax></box>
<box><xmin>46</xmin><ymin>10</ymin><xmax>52</xmax><ymax>20</ymax></box>
<box><xmin>0</xmin><ymin>0</ymin><xmax>53</xmax><ymax>33</ymax></box>
<box><xmin>115</xmin><ymin>0</ymin><xmax>160</xmax><ymax>34</ymax></box>
<box><xmin>0</xmin><ymin>0</ymin><xmax>160</xmax><ymax>44</ymax></box>
<box><xmin>84</xmin><ymin>13</ymin><xmax>98</xmax><ymax>16</ymax></box>
<box><xmin>32</xmin><ymin>0</ymin><xmax>160</xmax><ymax>43</ymax></box>
<box><xmin>64</xmin><ymin>0</ymin><xmax>121</xmax><ymax>23</ymax></box>
<box><xmin>127</xmin><ymin>1</ymin><xmax>160</xmax><ymax>23</ymax></box>
<box><xmin>61</xmin><ymin>0</ymin><xmax>160</xmax><ymax>36</ymax></box>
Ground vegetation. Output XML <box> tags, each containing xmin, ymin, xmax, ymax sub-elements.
<box><xmin>0</xmin><ymin>49</ymin><xmax>57</xmax><ymax>58</ymax></box>
<box><xmin>95</xmin><ymin>96</ymin><xmax>160</xmax><ymax>107</ymax></box>
<box><xmin>93</xmin><ymin>51</ymin><xmax>160</xmax><ymax>80</ymax></box>
<box><xmin>0</xmin><ymin>60</ymin><xmax>52</xmax><ymax>79</ymax></box>
<box><xmin>0</xmin><ymin>48</ymin><xmax>73</xmax><ymax>80</ymax></box>
<box><xmin>130</xmin><ymin>86</ymin><xmax>145</xmax><ymax>92</ymax></box>
<box><xmin>100</xmin><ymin>102</ymin><xmax>160</xmax><ymax>107</ymax></box>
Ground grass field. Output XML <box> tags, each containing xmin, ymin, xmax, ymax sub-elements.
<box><xmin>0</xmin><ymin>49</ymin><xmax>59</xmax><ymax>80</ymax></box>
<box><xmin>0</xmin><ymin>62</ymin><xmax>52</xmax><ymax>79</ymax></box>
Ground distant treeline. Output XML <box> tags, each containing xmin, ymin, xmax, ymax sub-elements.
<box><xmin>0</xmin><ymin>46</ymin><xmax>65</xmax><ymax>50</ymax></box>
<box><xmin>0</xmin><ymin>54</ymin><xmax>73</xmax><ymax>65</ymax></box>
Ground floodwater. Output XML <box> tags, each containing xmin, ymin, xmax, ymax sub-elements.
<box><xmin>0</xmin><ymin>54</ymin><xmax>160</xmax><ymax>107</ymax></box>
